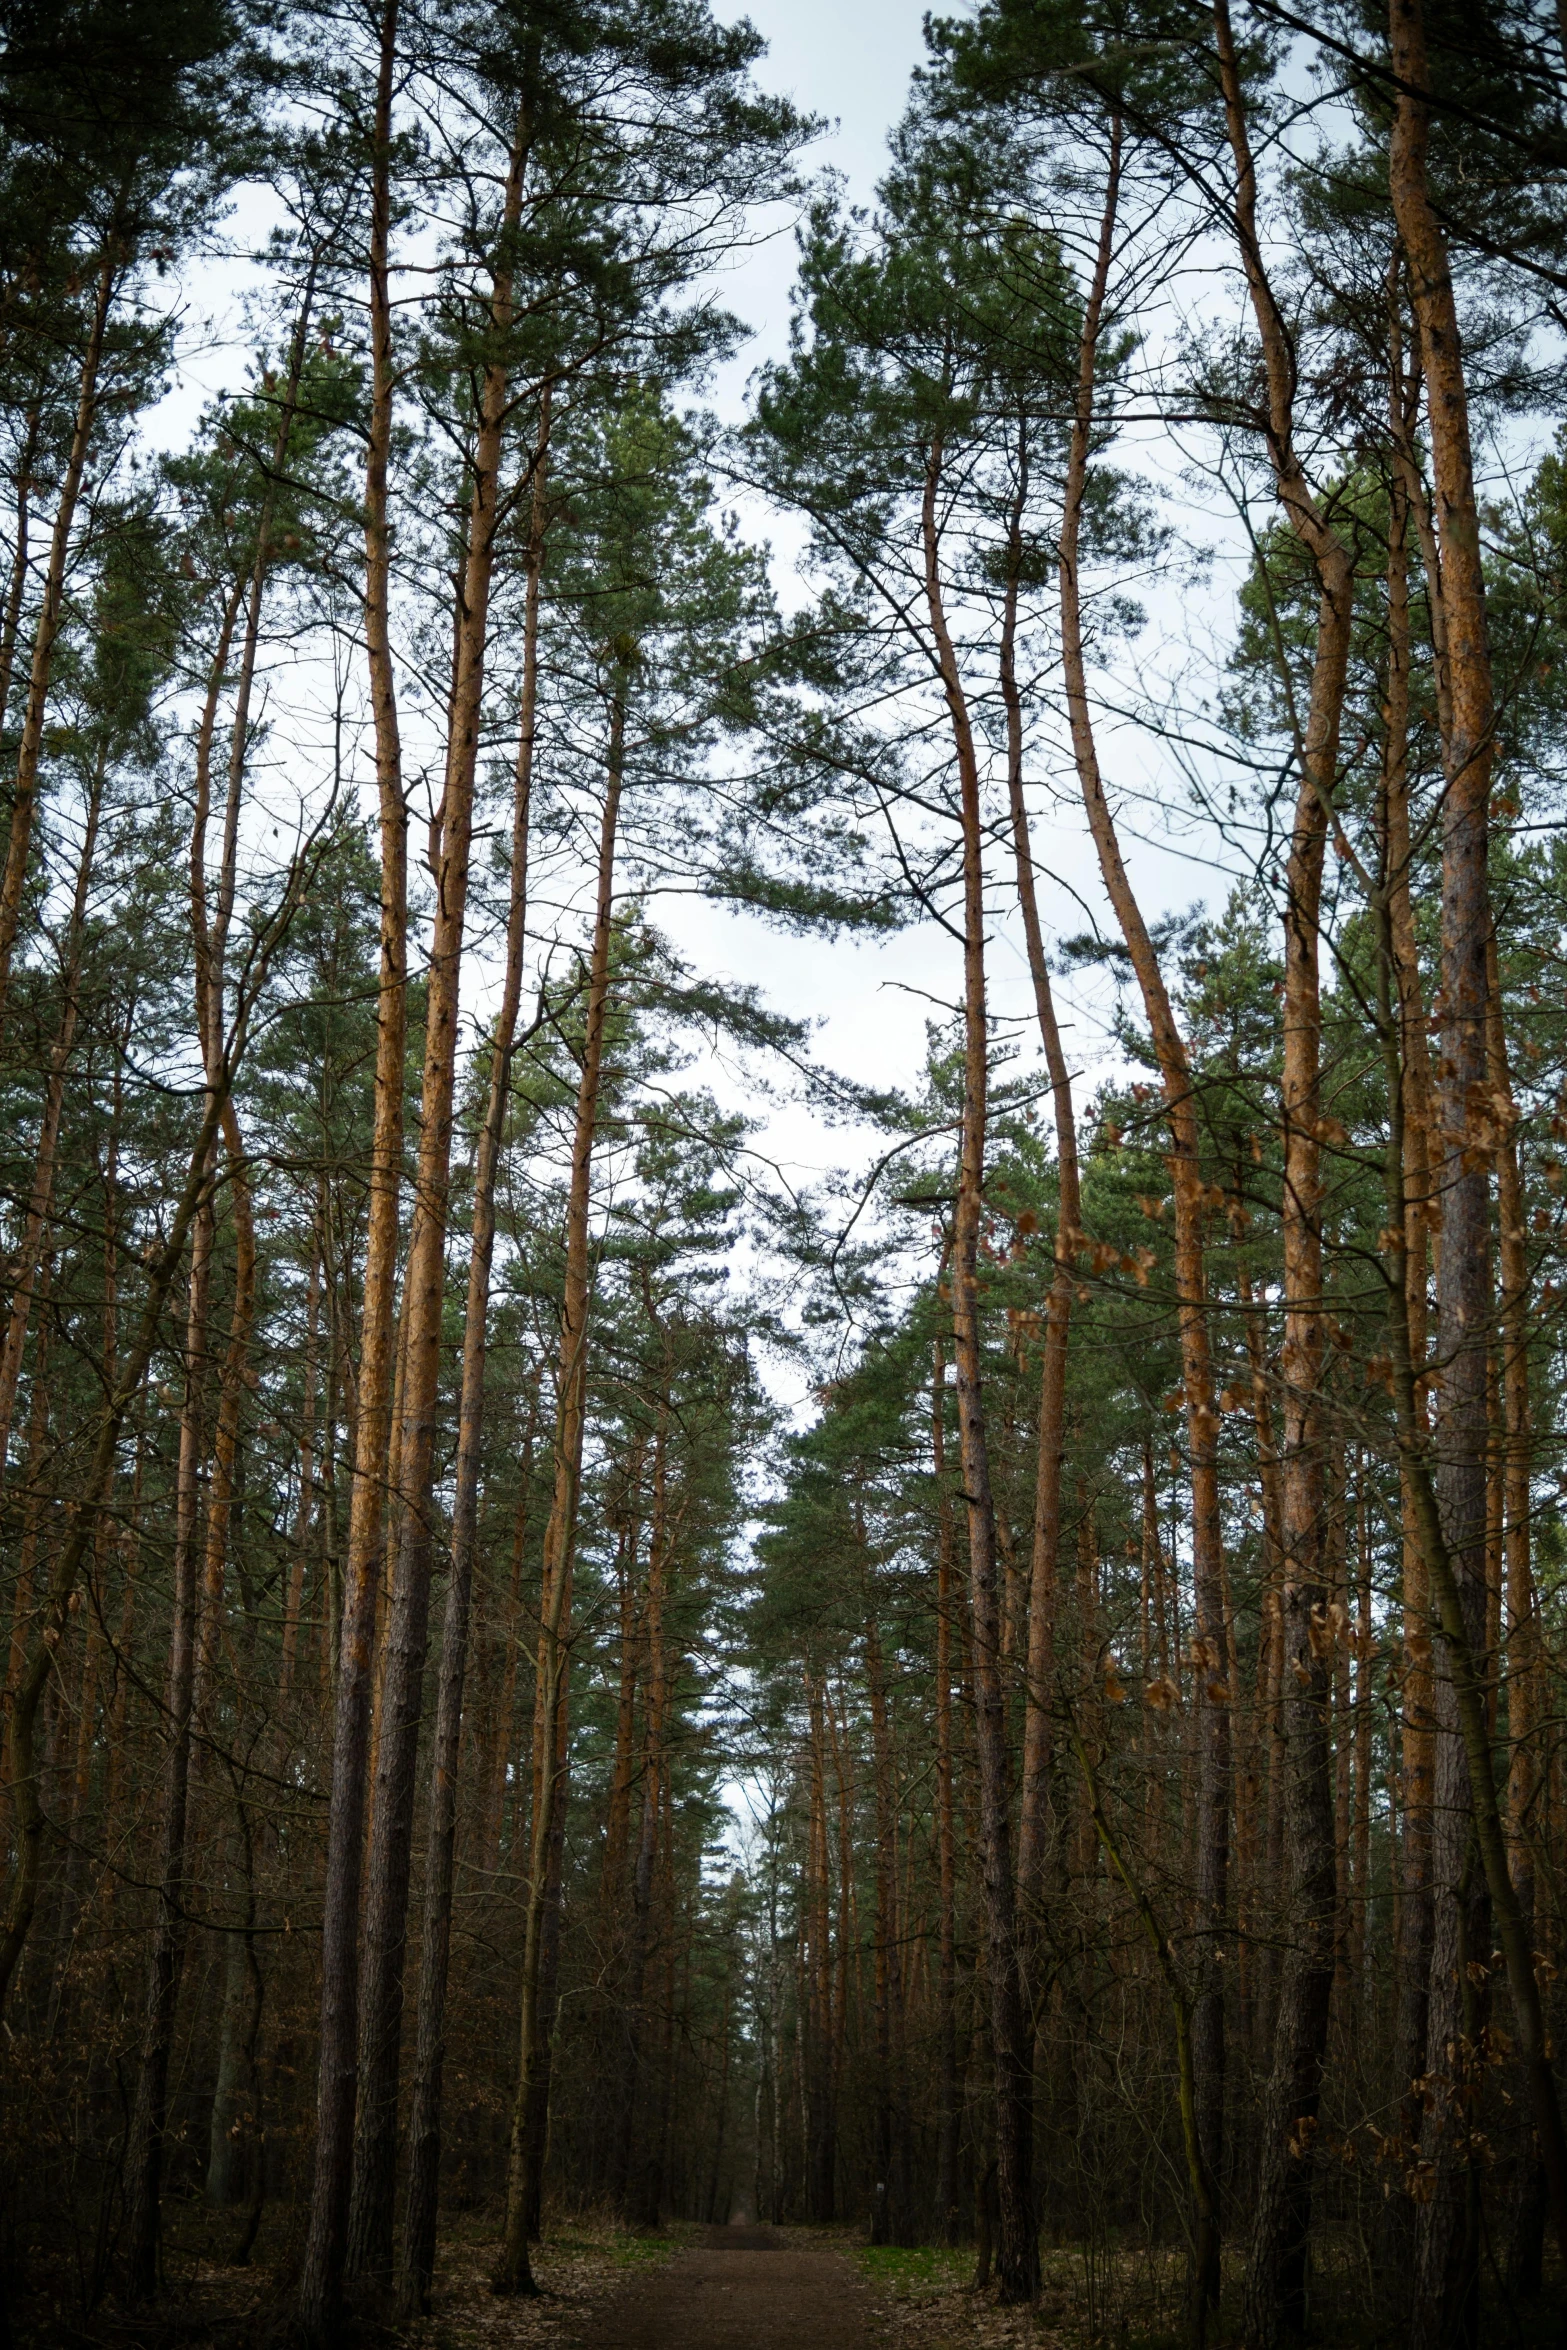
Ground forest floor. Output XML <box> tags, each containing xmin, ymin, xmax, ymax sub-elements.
<box><xmin>412</xmin><ymin>2213</ymin><xmax>697</xmax><ymax>2350</ymax></box>
<box><xmin>850</xmin><ymin>2238</ymin><xmax>1071</xmax><ymax>2350</ymax></box>
<box><xmin>413</xmin><ymin>2223</ymin><xmax>1078</xmax><ymax>2350</ymax></box>
<box><xmin>11</xmin><ymin>2210</ymin><xmax>1084</xmax><ymax>2350</ymax></box>
<box><xmin>22</xmin><ymin>2212</ymin><xmax>1563</xmax><ymax>2348</ymax></box>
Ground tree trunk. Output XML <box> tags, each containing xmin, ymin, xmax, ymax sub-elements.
<box><xmin>1352</xmin><ymin>1464</ymin><xmax>1373</xmax><ymax>2014</ymax></box>
<box><xmin>484</xmin><ymin>1394</ymin><xmax>542</xmax><ymax>1878</ymax></box>
<box><xmin>190</xmin><ymin>1113</ymin><xmax>257</xmax><ymax>1751</ymax></box>
<box><xmin>0</xmin><ymin>750</ymin><xmax>107</xmax><ymax>1472</ymax></box>
<box><xmin>1070</xmin><ymin>1492</ymin><xmax>1100</xmax><ymax>1893</ymax></box>
<box><xmin>125</xmin><ymin>588</ymin><xmax>263</xmax><ymax>2294</ymax></box>
<box><xmin>614</xmin><ymin>1373</ymin><xmax>673</xmax><ymax>2218</ymax></box>
<box><xmin>1388</xmin><ymin>2</ymin><xmax>1514</xmax><ymax>2328</ymax></box>
<box><xmin>829</xmin><ymin>1681</ymin><xmax>858</xmax><ymax>2178</ymax></box>
<box><xmin>0</xmin><ymin>1069</ymin><xmax>234</xmax><ymax>2017</ymax></box>
<box><xmin>1054</xmin><ymin>122</ymin><xmax>1227</xmax><ymax>2302</ymax></box>
<box><xmin>600</xmin><ymin>1459</ymin><xmax>645</xmax><ymax>1930</ymax></box>
<box><xmin>805</xmin><ymin>1671</ymin><xmax>836</xmax><ymax>2223</ymax></box>
<box><xmin>397</xmin><ymin>400</ymin><xmax>549</xmax><ymax>2320</ymax></box>
<box><xmin>866</xmin><ymin>1613</ymin><xmax>910</xmax><ymax>2244</ymax></box>
<box><xmin>123</xmin><ymin>256</ymin><xmax>317</xmax><ymax>2289</ymax></box>
<box><xmin>1330</xmin><ymin>1462</ymin><xmax>1352</xmax><ymax>2021</ymax></box>
<box><xmin>345</xmin><ymin>91</ymin><xmax>537</xmax><ymax>2289</ymax></box>
<box><xmin>999</xmin><ymin>380</ymin><xmax>1086</xmax><ymax>1947</ymax></box>
<box><xmin>707</xmin><ymin>1977</ymin><xmax>732</xmax><ymax>2223</ymax></box>
<box><xmin>1210</xmin><ymin>13</ymin><xmax>1358</xmax><ymax>2328</ymax></box>
<box><xmin>1383</xmin><ymin>296</ymin><xmax>1439</xmax><ymax>2210</ymax></box>
<box><xmin>1234</xmin><ymin>1264</ymin><xmax>1278</xmax><ymax>2057</ymax></box>
<box><xmin>1372</xmin><ymin>851</ymin><xmax>1567</xmax><ymax>2341</ymax></box>
<box><xmin>522</xmin><ymin>1661</ymin><xmax>572</xmax><ymax>2243</ymax></box>
<box><xmin>207</xmin><ymin>1777</ymin><xmax>265</xmax><ymax>2229</ymax></box>
<box><xmin>922</xmin><ymin>435</ymin><xmax>1036</xmax><ymax>2303</ymax></box>
<box><xmin>0</xmin><ymin>404</ymin><xmax>40</xmax><ymax>746</ymax></box>
<box><xmin>298</xmin><ymin>7</ymin><xmax>408</xmax><ymax>2328</ymax></box>
<box><xmin>0</xmin><ymin>255</ymin><xmax>116</xmax><ymax>1028</ymax></box>
<box><xmin>1489</xmin><ymin>937</ymin><xmax>1548</xmax><ymax>2289</ymax></box>
<box><xmin>50</xmin><ymin>1575</ymin><xmax>103</xmax><ymax>2002</ymax></box>
<box><xmin>279</xmin><ymin>1211</ymin><xmax>322</xmax><ymax>1707</ymax></box>
<box><xmin>933</xmin><ymin>1339</ymin><xmax>961</xmax><ymax>2244</ymax></box>
<box><xmin>493</xmin><ymin>719</ymin><xmax>625</xmax><ymax>2293</ymax></box>
<box><xmin>612</xmin><ymin>1775</ymin><xmax>657</xmax><ymax>2213</ymax></box>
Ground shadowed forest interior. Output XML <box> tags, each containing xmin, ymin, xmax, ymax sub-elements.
<box><xmin>5</xmin><ymin>0</ymin><xmax>1567</xmax><ymax>2344</ymax></box>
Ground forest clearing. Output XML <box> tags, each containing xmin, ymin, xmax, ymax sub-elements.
<box><xmin>1</xmin><ymin>0</ymin><xmax>1565</xmax><ymax>2342</ymax></box>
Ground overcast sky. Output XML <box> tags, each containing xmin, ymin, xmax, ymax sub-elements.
<box><xmin>151</xmin><ymin>0</ymin><xmax>1248</xmax><ymax>1359</ymax></box>
<box><xmin>663</xmin><ymin>0</ymin><xmax>1242</xmax><ymax>1246</ymax></box>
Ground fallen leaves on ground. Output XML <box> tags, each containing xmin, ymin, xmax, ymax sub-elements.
<box><xmin>846</xmin><ymin>2242</ymin><xmax>1067</xmax><ymax>2350</ymax></box>
<box><xmin>415</xmin><ymin>2222</ymin><xmax>689</xmax><ymax>2350</ymax></box>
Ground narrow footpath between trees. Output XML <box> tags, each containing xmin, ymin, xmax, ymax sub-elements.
<box><xmin>573</xmin><ymin>2227</ymin><xmax>875</xmax><ymax>2350</ymax></box>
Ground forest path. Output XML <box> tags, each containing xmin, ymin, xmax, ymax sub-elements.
<box><xmin>567</xmin><ymin>2224</ymin><xmax>877</xmax><ymax>2350</ymax></box>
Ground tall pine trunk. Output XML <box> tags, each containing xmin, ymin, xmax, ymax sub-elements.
<box><xmin>397</xmin><ymin>407</ymin><xmax>549</xmax><ymax>2316</ymax></box>
<box><xmin>346</xmin><ymin>90</ymin><xmax>536</xmax><ymax>2286</ymax></box>
<box><xmin>922</xmin><ymin>433</ymin><xmax>1036</xmax><ymax>2303</ymax></box>
<box><xmin>998</xmin><ymin>366</ymin><xmax>1087</xmax><ymax>1942</ymax></box>
<box><xmin>1384</xmin><ymin>287</ymin><xmax>1439</xmax><ymax>2206</ymax></box>
<box><xmin>1488</xmin><ymin>940</ymin><xmax>1548</xmax><ymax>2287</ymax></box>
<box><xmin>493</xmin><ymin>718</ymin><xmax>625</xmax><ymax>2293</ymax></box>
<box><xmin>1054</xmin><ymin>134</ymin><xmax>1226</xmax><ymax>2311</ymax></box>
<box><xmin>1387</xmin><ymin>1</ymin><xmax>1533</xmax><ymax>2328</ymax></box>
<box><xmin>932</xmin><ymin>1339</ymin><xmax>961</xmax><ymax>2242</ymax></box>
<box><xmin>1209</xmin><ymin>17</ymin><xmax>1358</xmax><ymax>2326</ymax></box>
<box><xmin>125</xmin><ymin>403</ymin><xmax>293</xmax><ymax>2283</ymax></box>
<box><xmin>299</xmin><ymin>7</ymin><xmax>409</xmax><ymax>2327</ymax></box>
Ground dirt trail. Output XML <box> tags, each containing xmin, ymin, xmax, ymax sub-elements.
<box><xmin>570</xmin><ymin>2224</ymin><xmax>877</xmax><ymax>2350</ymax></box>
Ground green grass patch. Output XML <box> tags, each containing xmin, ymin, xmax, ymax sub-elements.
<box><xmin>854</xmin><ymin>2243</ymin><xmax>972</xmax><ymax>2295</ymax></box>
<box><xmin>609</xmin><ymin>2232</ymin><xmax>682</xmax><ymax>2267</ymax></box>
<box><xmin>534</xmin><ymin>2221</ymin><xmax>686</xmax><ymax>2269</ymax></box>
